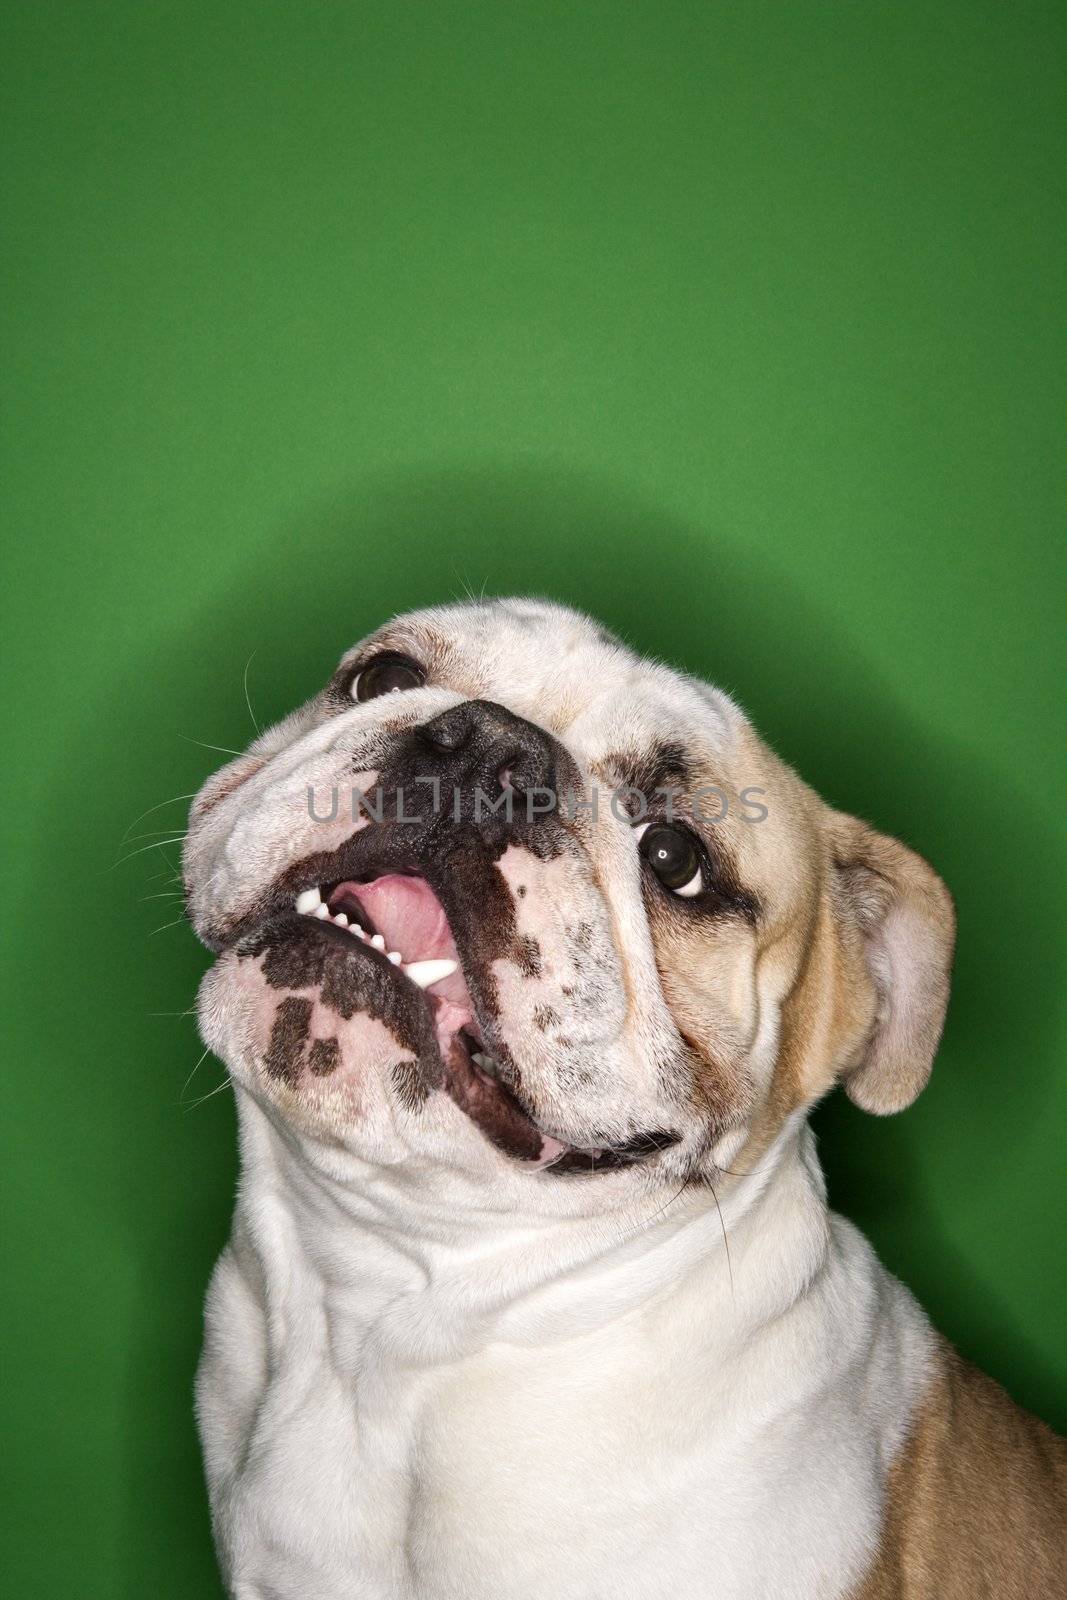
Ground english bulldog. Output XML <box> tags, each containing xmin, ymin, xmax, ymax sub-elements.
<box><xmin>184</xmin><ymin>598</ymin><xmax>1066</xmax><ymax>1600</ymax></box>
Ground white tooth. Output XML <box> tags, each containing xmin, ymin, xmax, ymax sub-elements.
<box><xmin>314</xmin><ymin>904</ymin><xmax>330</xmax><ymax>919</ymax></box>
<box><xmin>296</xmin><ymin>888</ymin><xmax>322</xmax><ymax>914</ymax></box>
<box><xmin>388</xmin><ymin>950</ymin><xmax>402</xmax><ymax>964</ymax></box>
<box><xmin>349</xmin><ymin>923</ymin><xmax>363</xmax><ymax>936</ymax></box>
<box><xmin>404</xmin><ymin>958</ymin><xmax>458</xmax><ymax>989</ymax></box>
<box><xmin>333</xmin><ymin>912</ymin><xmax>348</xmax><ymax>928</ymax></box>
<box><xmin>371</xmin><ymin>934</ymin><xmax>385</xmax><ymax>950</ymax></box>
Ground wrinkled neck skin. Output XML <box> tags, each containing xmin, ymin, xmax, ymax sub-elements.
<box><xmin>206</xmin><ymin>1091</ymin><xmax>932</xmax><ymax>1600</ymax></box>
<box><xmin>230</xmin><ymin>1089</ymin><xmax>826</xmax><ymax>1364</ymax></box>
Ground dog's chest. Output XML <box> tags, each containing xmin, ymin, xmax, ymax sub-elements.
<box><xmin>230</xmin><ymin>1316</ymin><xmax>883</xmax><ymax>1600</ymax></box>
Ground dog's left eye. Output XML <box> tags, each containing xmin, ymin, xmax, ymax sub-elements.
<box><xmin>351</xmin><ymin>653</ymin><xmax>426</xmax><ymax>702</ymax></box>
<box><xmin>637</xmin><ymin>823</ymin><xmax>704</xmax><ymax>898</ymax></box>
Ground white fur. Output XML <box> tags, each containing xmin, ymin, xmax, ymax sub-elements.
<box><xmin>197</xmin><ymin>1103</ymin><xmax>933</xmax><ymax>1599</ymax></box>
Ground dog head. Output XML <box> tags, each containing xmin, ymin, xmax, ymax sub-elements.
<box><xmin>184</xmin><ymin>599</ymin><xmax>954</xmax><ymax>1206</ymax></box>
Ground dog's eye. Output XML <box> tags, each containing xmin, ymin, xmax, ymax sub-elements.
<box><xmin>638</xmin><ymin>823</ymin><xmax>704</xmax><ymax>898</ymax></box>
<box><xmin>351</xmin><ymin>653</ymin><xmax>426</xmax><ymax>702</ymax></box>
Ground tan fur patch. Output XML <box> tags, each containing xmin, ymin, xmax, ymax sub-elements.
<box><xmin>775</xmin><ymin>904</ymin><xmax>851</xmax><ymax>1107</ymax></box>
<box><xmin>854</xmin><ymin>1337</ymin><xmax>1067</xmax><ymax>1599</ymax></box>
<box><xmin>738</xmin><ymin>890</ymin><xmax>870</xmax><ymax>1167</ymax></box>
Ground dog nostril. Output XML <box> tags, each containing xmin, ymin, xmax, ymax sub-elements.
<box><xmin>420</xmin><ymin>710</ymin><xmax>471</xmax><ymax>754</ymax></box>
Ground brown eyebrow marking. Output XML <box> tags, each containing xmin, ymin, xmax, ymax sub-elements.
<box><xmin>324</xmin><ymin>624</ymin><xmax>460</xmax><ymax>707</ymax></box>
<box><xmin>600</xmin><ymin>740</ymin><xmax>694</xmax><ymax>800</ymax></box>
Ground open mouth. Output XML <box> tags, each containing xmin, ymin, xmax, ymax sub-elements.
<box><xmin>288</xmin><ymin>870</ymin><xmax>576</xmax><ymax>1168</ymax></box>
<box><xmin>294</xmin><ymin>879</ymin><xmax>461</xmax><ymax>992</ymax></box>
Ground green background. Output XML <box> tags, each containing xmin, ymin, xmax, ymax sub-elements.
<box><xmin>3</xmin><ymin>3</ymin><xmax>1064</xmax><ymax>1594</ymax></box>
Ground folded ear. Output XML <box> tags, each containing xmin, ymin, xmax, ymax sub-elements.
<box><xmin>826</xmin><ymin>812</ymin><xmax>955</xmax><ymax>1114</ymax></box>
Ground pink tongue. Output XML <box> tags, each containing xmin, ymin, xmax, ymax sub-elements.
<box><xmin>329</xmin><ymin>875</ymin><xmax>470</xmax><ymax>1011</ymax></box>
<box><xmin>338</xmin><ymin>874</ymin><xmax>456</xmax><ymax>961</ymax></box>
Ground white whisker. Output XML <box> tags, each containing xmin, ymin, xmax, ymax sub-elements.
<box><xmin>243</xmin><ymin>650</ymin><xmax>262</xmax><ymax>737</ymax></box>
<box><xmin>179</xmin><ymin>1046</ymin><xmax>213</xmax><ymax>1102</ymax></box>
<box><xmin>178</xmin><ymin>734</ymin><xmax>245</xmax><ymax>758</ymax></box>
<box><xmin>120</xmin><ymin>792</ymin><xmax>196</xmax><ymax>844</ymax></box>
<box><xmin>182</xmin><ymin>1076</ymin><xmax>233</xmax><ymax>1111</ymax></box>
<box><xmin>108</xmin><ymin>836</ymin><xmax>188</xmax><ymax>870</ymax></box>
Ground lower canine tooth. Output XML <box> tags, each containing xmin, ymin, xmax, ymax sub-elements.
<box><xmin>314</xmin><ymin>904</ymin><xmax>330</xmax><ymax>919</ymax></box>
<box><xmin>333</xmin><ymin>912</ymin><xmax>348</xmax><ymax>928</ymax></box>
<box><xmin>296</xmin><ymin>888</ymin><xmax>322</xmax><ymax>914</ymax></box>
<box><xmin>371</xmin><ymin>933</ymin><xmax>385</xmax><ymax>950</ymax></box>
<box><xmin>405</xmin><ymin>958</ymin><xmax>458</xmax><ymax>989</ymax></box>
<box><xmin>388</xmin><ymin>950</ymin><xmax>402</xmax><ymax>964</ymax></box>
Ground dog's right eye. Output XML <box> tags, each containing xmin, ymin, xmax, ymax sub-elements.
<box><xmin>350</xmin><ymin>653</ymin><xmax>426</xmax><ymax>702</ymax></box>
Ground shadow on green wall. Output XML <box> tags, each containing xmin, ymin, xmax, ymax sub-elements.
<box><xmin>87</xmin><ymin>461</ymin><xmax>1064</xmax><ymax>1594</ymax></box>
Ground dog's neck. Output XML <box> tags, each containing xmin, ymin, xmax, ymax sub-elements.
<box><xmin>232</xmin><ymin>1092</ymin><xmax>831</xmax><ymax>1368</ymax></box>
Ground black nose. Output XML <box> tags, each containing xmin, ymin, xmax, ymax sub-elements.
<box><xmin>417</xmin><ymin>699</ymin><xmax>557</xmax><ymax>793</ymax></box>
<box><xmin>419</xmin><ymin>704</ymin><xmax>475</xmax><ymax>754</ymax></box>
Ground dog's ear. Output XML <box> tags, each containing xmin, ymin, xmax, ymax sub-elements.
<box><xmin>825</xmin><ymin>812</ymin><xmax>955</xmax><ymax>1114</ymax></box>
